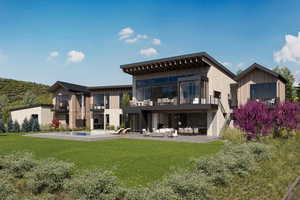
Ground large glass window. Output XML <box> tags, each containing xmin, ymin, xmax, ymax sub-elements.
<box><xmin>94</xmin><ymin>94</ymin><xmax>105</xmax><ymax>108</ymax></box>
<box><xmin>56</xmin><ymin>95</ymin><xmax>69</xmax><ymax>109</ymax></box>
<box><xmin>250</xmin><ymin>82</ymin><xmax>277</xmax><ymax>100</ymax></box>
<box><xmin>179</xmin><ymin>80</ymin><xmax>200</xmax><ymax>104</ymax></box>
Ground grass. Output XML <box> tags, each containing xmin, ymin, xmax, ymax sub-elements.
<box><xmin>0</xmin><ymin>134</ymin><xmax>222</xmax><ymax>186</ymax></box>
<box><xmin>214</xmin><ymin>129</ymin><xmax>300</xmax><ymax>200</ymax></box>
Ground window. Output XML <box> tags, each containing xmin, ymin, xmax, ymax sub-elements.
<box><xmin>119</xmin><ymin>114</ymin><xmax>123</xmax><ymax>127</ymax></box>
<box><xmin>250</xmin><ymin>82</ymin><xmax>277</xmax><ymax>101</ymax></box>
<box><xmin>214</xmin><ymin>91</ymin><xmax>221</xmax><ymax>99</ymax></box>
<box><xmin>105</xmin><ymin>94</ymin><xmax>110</xmax><ymax>109</ymax></box>
<box><xmin>105</xmin><ymin>114</ymin><xmax>109</xmax><ymax>126</ymax></box>
<box><xmin>179</xmin><ymin>80</ymin><xmax>200</xmax><ymax>104</ymax></box>
<box><xmin>31</xmin><ymin>114</ymin><xmax>38</xmax><ymax>120</ymax></box>
<box><xmin>94</xmin><ymin>94</ymin><xmax>105</xmax><ymax>108</ymax></box>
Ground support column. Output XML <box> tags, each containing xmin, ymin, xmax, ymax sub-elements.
<box><xmin>69</xmin><ymin>94</ymin><xmax>77</xmax><ymax>129</ymax></box>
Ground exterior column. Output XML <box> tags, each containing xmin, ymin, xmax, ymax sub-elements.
<box><xmin>69</xmin><ymin>94</ymin><xmax>77</xmax><ymax>129</ymax></box>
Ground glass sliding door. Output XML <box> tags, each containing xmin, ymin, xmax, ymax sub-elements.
<box><xmin>179</xmin><ymin>80</ymin><xmax>200</xmax><ymax>104</ymax></box>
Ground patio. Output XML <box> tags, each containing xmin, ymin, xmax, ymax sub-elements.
<box><xmin>25</xmin><ymin>132</ymin><xmax>219</xmax><ymax>143</ymax></box>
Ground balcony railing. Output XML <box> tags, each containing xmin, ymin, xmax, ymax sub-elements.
<box><xmin>53</xmin><ymin>103</ymin><xmax>69</xmax><ymax>113</ymax></box>
<box><xmin>129</xmin><ymin>95</ymin><xmax>219</xmax><ymax>107</ymax></box>
<box><xmin>92</xmin><ymin>104</ymin><xmax>105</xmax><ymax>111</ymax></box>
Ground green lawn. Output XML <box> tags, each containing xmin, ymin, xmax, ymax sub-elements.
<box><xmin>0</xmin><ymin>134</ymin><xmax>222</xmax><ymax>186</ymax></box>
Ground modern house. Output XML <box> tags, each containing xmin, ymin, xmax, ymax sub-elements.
<box><xmin>10</xmin><ymin>104</ymin><xmax>54</xmax><ymax>126</ymax></box>
<box><xmin>9</xmin><ymin>52</ymin><xmax>287</xmax><ymax>137</ymax></box>
<box><xmin>48</xmin><ymin>81</ymin><xmax>131</xmax><ymax>130</ymax></box>
<box><xmin>120</xmin><ymin>52</ymin><xmax>287</xmax><ymax>136</ymax></box>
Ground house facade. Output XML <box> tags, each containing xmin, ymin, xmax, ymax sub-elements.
<box><xmin>48</xmin><ymin>81</ymin><xmax>131</xmax><ymax>130</ymax></box>
<box><xmin>120</xmin><ymin>53</ymin><xmax>286</xmax><ymax>136</ymax></box>
<box><xmin>121</xmin><ymin>52</ymin><xmax>237</xmax><ymax>136</ymax></box>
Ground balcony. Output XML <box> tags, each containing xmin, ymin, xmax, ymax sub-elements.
<box><xmin>53</xmin><ymin>103</ymin><xmax>69</xmax><ymax>113</ymax></box>
<box><xmin>91</xmin><ymin>104</ymin><xmax>105</xmax><ymax>112</ymax></box>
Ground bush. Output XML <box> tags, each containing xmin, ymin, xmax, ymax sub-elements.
<box><xmin>164</xmin><ymin>171</ymin><xmax>211</xmax><ymax>200</ymax></box>
<box><xmin>0</xmin><ymin>152</ymin><xmax>37</xmax><ymax>178</ymax></box>
<box><xmin>51</xmin><ymin>118</ymin><xmax>59</xmax><ymax>129</ymax></box>
<box><xmin>66</xmin><ymin>169</ymin><xmax>120</xmax><ymax>200</ymax></box>
<box><xmin>246</xmin><ymin>142</ymin><xmax>272</xmax><ymax>162</ymax></box>
<box><xmin>124</xmin><ymin>185</ymin><xmax>178</xmax><ymax>200</ymax></box>
<box><xmin>7</xmin><ymin>118</ymin><xmax>13</xmax><ymax>133</ymax></box>
<box><xmin>31</xmin><ymin>118</ymin><xmax>40</xmax><ymax>132</ymax></box>
<box><xmin>0</xmin><ymin>176</ymin><xmax>17</xmax><ymax>200</ymax></box>
<box><xmin>0</xmin><ymin>119</ymin><xmax>6</xmax><ymax>133</ymax></box>
<box><xmin>21</xmin><ymin>118</ymin><xmax>31</xmax><ymax>132</ymax></box>
<box><xmin>26</xmin><ymin>158</ymin><xmax>74</xmax><ymax>194</ymax></box>
<box><xmin>13</xmin><ymin>120</ymin><xmax>20</xmax><ymax>132</ymax></box>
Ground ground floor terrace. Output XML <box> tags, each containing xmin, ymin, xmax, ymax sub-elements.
<box><xmin>124</xmin><ymin>104</ymin><xmax>225</xmax><ymax>137</ymax></box>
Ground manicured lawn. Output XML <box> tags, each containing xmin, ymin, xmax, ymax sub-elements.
<box><xmin>0</xmin><ymin>134</ymin><xmax>222</xmax><ymax>186</ymax></box>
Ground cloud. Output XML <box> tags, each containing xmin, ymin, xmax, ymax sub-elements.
<box><xmin>274</xmin><ymin>32</ymin><xmax>300</xmax><ymax>64</ymax></box>
<box><xmin>221</xmin><ymin>62</ymin><xmax>232</xmax><ymax>67</ymax></box>
<box><xmin>119</xmin><ymin>27</ymin><xmax>134</xmax><ymax>40</ymax></box>
<box><xmin>47</xmin><ymin>51</ymin><xmax>59</xmax><ymax>61</ymax></box>
<box><xmin>67</xmin><ymin>50</ymin><xmax>85</xmax><ymax>63</ymax></box>
<box><xmin>152</xmin><ymin>38</ymin><xmax>161</xmax><ymax>45</ymax></box>
<box><xmin>125</xmin><ymin>34</ymin><xmax>148</xmax><ymax>43</ymax></box>
<box><xmin>140</xmin><ymin>48</ymin><xmax>158</xmax><ymax>57</ymax></box>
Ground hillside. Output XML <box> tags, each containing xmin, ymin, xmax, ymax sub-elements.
<box><xmin>0</xmin><ymin>77</ymin><xmax>52</xmax><ymax>121</ymax></box>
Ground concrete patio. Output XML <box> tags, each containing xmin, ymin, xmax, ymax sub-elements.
<box><xmin>25</xmin><ymin>132</ymin><xmax>219</xmax><ymax>143</ymax></box>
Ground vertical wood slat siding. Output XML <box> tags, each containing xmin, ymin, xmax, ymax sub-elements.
<box><xmin>237</xmin><ymin>69</ymin><xmax>284</xmax><ymax>106</ymax></box>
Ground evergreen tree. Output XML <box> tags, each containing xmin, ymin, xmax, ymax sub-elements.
<box><xmin>7</xmin><ymin>118</ymin><xmax>14</xmax><ymax>132</ymax></box>
<box><xmin>31</xmin><ymin>118</ymin><xmax>40</xmax><ymax>132</ymax></box>
<box><xmin>273</xmin><ymin>66</ymin><xmax>295</xmax><ymax>101</ymax></box>
<box><xmin>21</xmin><ymin>118</ymin><xmax>30</xmax><ymax>132</ymax></box>
<box><xmin>0</xmin><ymin>119</ymin><xmax>6</xmax><ymax>133</ymax></box>
<box><xmin>28</xmin><ymin>116</ymin><xmax>35</xmax><ymax>132</ymax></box>
<box><xmin>13</xmin><ymin>120</ymin><xmax>20</xmax><ymax>132</ymax></box>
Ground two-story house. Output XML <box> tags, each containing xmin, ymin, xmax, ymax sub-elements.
<box><xmin>48</xmin><ymin>81</ymin><xmax>131</xmax><ymax>130</ymax></box>
<box><xmin>120</xmin><ymin>52</ymin><xmax>287</xmax><ymax>137</ymax></box>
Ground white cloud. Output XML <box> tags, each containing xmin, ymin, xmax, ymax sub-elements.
<box><xmin>140</xmin><ymin>48</ymin><xmax>158</xmax><ymax>57</ymax></box>
<box><xmin>47</xmin><ymin>51</ymin><xmax>59</xmax><ymax>61</ymax></box>
<box><xmin>152</xmin><ymin>38</ymin><xmax>161</xmax><ymax>45</ymax></box>
<box><xmin>119</xmin><ymin>27</ymin><xmax>134</xmax><ymax>40</ymax></box>
<box><xmin>221</xmin><ymin>62</ymin><xmax>232</xmax><ymax>67</ymax></box>
<box><xmin>274</xmin><ymin>32</ymin><xmax>300</xmax><ymax>64</ymax></box>
<box><xmin>124</xmin><ymin>34</ymin><xmax>148</xmax><ymax>43</ymax></box>
<box><xmin>67</xmin><ymin>50</ymin><xmax>85</xmax><ymax>63</ymax></box>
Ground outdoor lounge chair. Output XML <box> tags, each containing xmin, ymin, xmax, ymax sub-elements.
<box><xmin>113</xmin><ymin>128</ymin><xmax>125</xmax><ymax>135</ymax></box>
<box><xmin>122</xmin><ymin>128</ymin><xmax>131</xmax><ymax>134</ymax></box>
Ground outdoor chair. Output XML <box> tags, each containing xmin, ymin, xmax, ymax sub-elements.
<box><xmin>113</xmin><ymin>128</ymin><xmax>125</xmax><ymax>135</ymax></box>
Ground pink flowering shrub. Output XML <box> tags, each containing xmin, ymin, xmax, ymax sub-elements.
<box><xmin>233</xmin><ymin>101</ymin><xmax>274</xmax><ymax>139</ymax></box>
<box><xmin>234</xmin><ymin>101</ymin><xmax>300</xmax><ymax>139</ymax></box>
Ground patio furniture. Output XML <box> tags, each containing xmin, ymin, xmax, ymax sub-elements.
<box><xmin>121</xmin><ymin>128</ymin><xmax>131</xmax><ymax>134</ymax></box>
<box><xmin>113</xmin><ymin>128</ymin><xmax>125</xmax><ymax>135</ymax></box>
<box><xmin>142</xmin><ymin>129</ymin><xmax>151</xmax><ymax>136</ymax></box>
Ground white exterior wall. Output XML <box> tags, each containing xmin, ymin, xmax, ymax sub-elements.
<box><xmin>11</xmin><ymin>106</ymin><xmax>53</xmax><ymax>126</ymax></box>
<box><xmin>206</xmin><ymin>64</ymin><xmax>236</xmax><ymax>136</ymax></box>
<box><xmin>104</xmin><ymin>109</ymin><xmax>123</xmax><ymax>129</ymax></box>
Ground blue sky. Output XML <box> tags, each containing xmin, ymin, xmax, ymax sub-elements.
<box><xmin>1</xmin><ymin>0</ymin><xmax>300</xmax><ymax>86</ymax></box>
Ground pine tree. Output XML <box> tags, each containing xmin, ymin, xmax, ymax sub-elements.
<box><xmin>21</xmin><ymin>118</ymin><xmax>30</xmax><ymax>132</ymax></box>
<box><xmin>28</xmin><ymin>117</ymin><xmax>35</xmax><ymax>132</ymax></box>
<box><xmin>32</xmin><ymin>118</ymin><xmax>40</xmax><ymax>132</ymax></box>
<box><xmin>13</xmin><ymin>120</ymin><xmax>20</xmax><ymax>132</ymax></box>
<box><xmin>7</xmin><ymin>118</ymin><xmax>14</xmax><ymax>133</ymax></box>
<box><xmin>0</xmin><ymin>119</ymin><xmax>6</xmax><ymax>133</ymax></box>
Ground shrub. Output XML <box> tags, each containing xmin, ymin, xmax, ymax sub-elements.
<box><xmin>234</xmin><ymin>101</ymin><xmax>273</xmax><ymax>139</ymax></box>
<box><xmin>51</xmin><ymin>118</ymin><xmax>60</xmax><ymax>129</ymax></box>
<box><xmin>21</xmin><ymin>118</ymin><xmax>31</xmax><ymax>132</ymax></box>
<box><xmin>66</xmin><ymin>169</ymin><xmax>120</xmax><ymax>200</ymax></box>
<box><xmin>246</xmin><ymin>142</ymin><xmax>272</xmax><ymax>162</ymax></box>
<box><xmin>0</xmin><ymin>176</ymin><xmax>17</xmax><ymax>200</ymax></box>
<box><xmin>26</xmin><ymin>158</ymin><xmax>74</xmax><ymax>194</ymax></box>
<box><xmin>7</xmin><ymin>118</ymin><xmax>13</xmax><ymax>133</ymax></box>
<box><xmin>13</xmin><ymin>120</ymin><xmax>20</xmax><ymax>132</ymax></box>
<box><xmin>0</xmin><ymin>118</ymin><xmax>6</xmax><ymax>133</ymax></box>
<box><xmin>0</xmin><ymin>152</ymin><xmax>37</xmax><ymax>178</ymax></box>
<box><xmin>31</xmin><ymin>118</ymin><xmax>40</xmax><ymax>132</ymax></box>
<box><xmin>165</xmin><ymin>171</ymin><xmax>211</xmax><ymax>200</ymax></box>
<box><xmin>124</xmin><ymin>185</ymin><xmax>178</xmax><ymax>200</ymax></box>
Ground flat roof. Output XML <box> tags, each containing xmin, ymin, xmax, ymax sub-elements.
<box><xmin>120</xmin><ymin>52</ymin><xmax>236</xmax><ymax>79</ymax></box>
<box><xmin>88</xmin><ymin>84</ymin><xmax>132</xmax><ymax>91</ymax></box>
<box><xmin>10</xmin><ymin>104</ymin><xmax>53</xmax><ymax>112</ymax></box>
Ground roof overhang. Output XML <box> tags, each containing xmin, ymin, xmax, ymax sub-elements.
<box><xmin>120</xmin><ymin>52</ymin><xmax>236</xmax><ymax>79</ymax></box>
<box><xmin>237</xmin><ymin>63</ymin><xmax>288</xmax><ymax>84</ymax></box>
